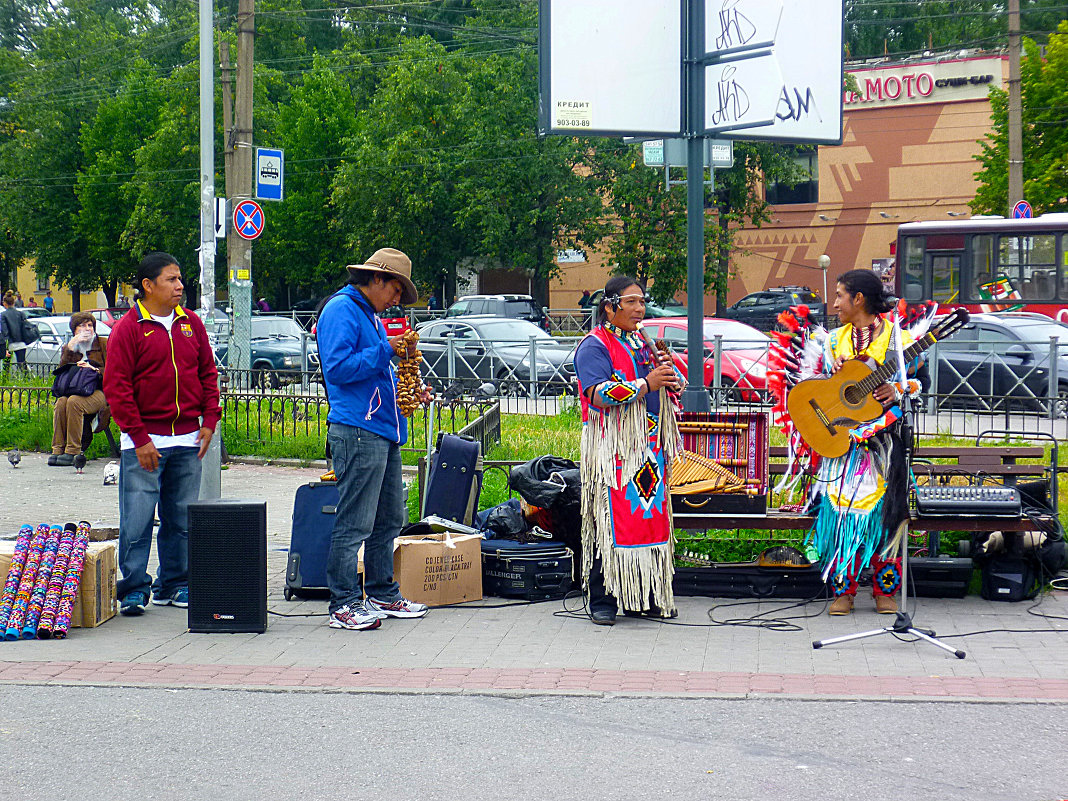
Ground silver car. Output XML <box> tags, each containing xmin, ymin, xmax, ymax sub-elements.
<box><xmin>22</xmin><ymin>316</ymin><xmax>112</xmax><ymax>366</ymax></box>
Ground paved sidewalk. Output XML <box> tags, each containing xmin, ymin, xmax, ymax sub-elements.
<box><xmin>2</xmin><ymin>451</ymin><xmax>1067</xmax><ymax>701</ymax></box>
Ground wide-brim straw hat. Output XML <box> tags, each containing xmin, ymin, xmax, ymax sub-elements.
<box><xmin>346</xmin><ymin>248</ymin><xmax>418</xmax><ymax>306</ymax></box>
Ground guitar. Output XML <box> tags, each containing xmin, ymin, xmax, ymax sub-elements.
<box><xmin>787</xmin><ymin>308</ymin><xmax>969</xmax><ymax>458</ymax></box>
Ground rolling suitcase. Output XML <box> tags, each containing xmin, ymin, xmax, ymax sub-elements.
<box><xmin>285</xmin><ymin>481</ymin><xmax>339</xmax><ymax>600</ymax></box>
<box><xmin>481</xmin><ymin>538</ymin><xmax>574</xmax><ymax>600</ymax></box>
<box><xmin>422</xmin><ymin>433</ymin><xmax>483</xmax><ymax>526</ymax></box>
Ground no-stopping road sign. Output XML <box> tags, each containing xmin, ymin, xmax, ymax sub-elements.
<box><xmin>233</xmin><ymin>199</ymin><xmax>265</xmax><ymax>240</ymax></box>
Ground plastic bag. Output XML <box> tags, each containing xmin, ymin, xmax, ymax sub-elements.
<box><xmin>508</xmin><ymin>455</ymin><xmax>580</xmax><ymax>509</ymax></box>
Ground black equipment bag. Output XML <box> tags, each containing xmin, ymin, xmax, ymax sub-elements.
<box><xmin>673</xmin><ymin>563</ymin><xmax>827</xmax><ymax>599</ymax></box>
<box><xmin>480</xmin><ymin>538</ymin><xmax>573</xmax><ymax>600</ymax></box>
<box><xmin>980</xmin><ymin>553</ymin><xmax>1040</xmax><ymax>601</ymax></box>
<box><xmin>285</xmin><ymin>481</ymin><xmax>339</xmax><ymax>600</ymax></box>
<box><xmin>423</xmin><ymin>433</ymin><xmax>483</xmax><ymax>527</ymax></box>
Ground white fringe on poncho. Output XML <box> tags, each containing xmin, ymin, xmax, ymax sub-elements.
<box><xmin>580</xmin><ymin>387</ymin><xmax>682</xmax><ymax>614</ymax></box>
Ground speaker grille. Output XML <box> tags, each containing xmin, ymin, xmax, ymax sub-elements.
<box><xmin>188</xmin><ymin>500</ymin><xmax>268</xmax><ymax>633</ymax></box>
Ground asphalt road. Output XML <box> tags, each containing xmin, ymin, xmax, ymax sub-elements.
<box><xmin>1</xmin><ymin>686</ymin><xmax>1065</xmax><ymax>801</ymax></box>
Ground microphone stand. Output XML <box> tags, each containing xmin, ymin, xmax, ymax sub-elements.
<box><xmin>812</xmin><ymin>377</ymin><xmax>966</xmax><ymax>659</ymax></box>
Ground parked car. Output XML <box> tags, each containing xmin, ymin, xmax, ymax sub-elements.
<box><xmin>21</xmin><ymin>307</ymin><xmax>52</xmax><ymax>319</ymax></box>
<box><xmin>446</xmin><ymin>294</ymin><xmax>549</xmax><ymax>331</ymax></box>
<box><xmin>86</xmin><ymin>307</ymin><xmax>131</xmax><ymax>327</ymax></box>
<box><xmin>931</xmin><ymin>312</ymin><xmax>1068</xmax><ymax>416</ymax></box>
<box><xmin>380</xmin><ymin>305</ymin><xmax>412</xmax><ymax>337</ymax></box>
<box><xmin>720</xmin><ymin>286</ymin><xmax>825</xmax><ymax>330</ymax></box>
<box><xmin>416</xmin><ymin>316</ymin><xmax>575</xmax><ymax>395</ymax></box>
<box><xmin>213</xmin><ymin>315</ymin><xmax>319</xmax><ymax>388</ymax></box>
<box><xmin>23</xmin><ymin>316</ymin><xmax>113</xmax><ymax>366</ymax></box>
<box><xmin>587</xmin><ymin>289</ymin><xmax>686</xmax><ymax>319</ymax></box>
<box><xmin>641</xmin><ymin>317</ymin><xmax>770</xmax><ymax>402</ymax></box>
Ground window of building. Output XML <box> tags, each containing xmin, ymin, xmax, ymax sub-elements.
<box><xmin>36</xmin><ymin>273</ymin><xmax>49</xmax><ymax>292</ymax></box>
<box><xmin>765</xmin><ymin>147</ymin><xmax>818</xmax><ymax>205</ymax></box>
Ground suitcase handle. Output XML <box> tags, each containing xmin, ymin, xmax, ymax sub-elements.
<box><xmin>681</xmin><ymin>498</ymin><xmax>711</xmax><ymax>509</ymax></box>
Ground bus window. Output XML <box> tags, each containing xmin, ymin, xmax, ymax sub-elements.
<box><xmin>1061</xmin><ymin>234</ymin><xmax>1068</xmax><ymax>299</ymax></box>
<box><xmin>929</xmin><ymin>254</ymin><xmax>961</xmax><ymax>304</ymax></box>
<box><xmin>999</xmin><ymin>234</ymin><xmax>1056</xmax><ymax>300</ymax></box>
<box><xmin>970</xmin><ymin>235</ymin><xmax>996</xmax><ymax>294</ymax></box>
<box><xmin>902</xmin><ymin>236</ymin><xmax>925</xmax><ymax>301</ymax></box>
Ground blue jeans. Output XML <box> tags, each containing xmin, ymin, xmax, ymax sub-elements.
<box><xmin>116</xmin><ymin>446</ymin><xmax>202</xmax><ymax>599</ymax></box>
<box><xmin>326</xmin><ymin>423</ymin><xmax>404</xmax><ymax>613</ymax></box>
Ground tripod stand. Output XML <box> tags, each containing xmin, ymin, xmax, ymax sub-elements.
<box><xmin>811</xmin><ymin>390</ymin><xmax>966</xmax><ymax>659</ymax></box>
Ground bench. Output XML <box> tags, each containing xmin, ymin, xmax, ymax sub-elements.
<box><xmin>678</xmin><ymin>444</ymin><xmax>1055</xmax><ymax>556</ymax></box>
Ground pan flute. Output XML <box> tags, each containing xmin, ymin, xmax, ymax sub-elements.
<box><xmin>669</xmin><ymin>450</ymin><xmax>759</xmax><ymax>496</ymax></box>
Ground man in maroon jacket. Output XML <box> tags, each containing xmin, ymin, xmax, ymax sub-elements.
<box><xmin>103</xmin><ymin>252</ymin><xmax>221</xmax><ymax>616</ymax></box>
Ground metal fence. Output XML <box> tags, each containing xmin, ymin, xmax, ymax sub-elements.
<box><xmin>4</xmin><ymin>333</ymin><xmax>1063</xmax><ymax>447</ymax></box>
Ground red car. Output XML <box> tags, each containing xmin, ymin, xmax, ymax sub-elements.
<box><xmin>379</xmin><ymin>305</ymin><xmax>411</xmax><ymax>337</ymax></box>
<box><xmin>641</xmin><ymin>317</ymin><xmax>770</xmax><ymax>402</ymax></box>
<box><xmin>87</xmin><ymin>307</ymin><xmax>132</xmax><ymax>327</ymax></box>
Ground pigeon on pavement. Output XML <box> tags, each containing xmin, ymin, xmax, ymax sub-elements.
<box><xmin>7</xmin><ymin>448</ymin><xmax>19</xmax><ymax>468</ymax></box>
<box><xmin>103</xmin><ymin>461</ymin><xmax>119</xmax><ymax>485</ymax></box>
<box><xmin>73</xmin><ymin>453</ymin><xmax>87</xmax><ymax>474</ymax></box>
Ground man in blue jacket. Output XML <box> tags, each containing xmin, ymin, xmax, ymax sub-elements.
<box><xmin>317</xmin><ymin>248</ymin><xmax>432</xmax><ymax>631</ymax></box>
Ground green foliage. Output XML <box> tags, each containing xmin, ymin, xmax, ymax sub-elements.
<box><xmin>973</xmin><ymin>26</ymin><xmax>1068</xmax><ymax>216</ymax></box>
<box><xmin>844</xmin><ymin>0</ymin><xmax>1068</xmax><ymax>61</ymax></box>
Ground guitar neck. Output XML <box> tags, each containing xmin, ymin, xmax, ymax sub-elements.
<box><xmin>854</xmin><ymin>332</ymin><xmax>934</xmax><ymax>396</ymax></box>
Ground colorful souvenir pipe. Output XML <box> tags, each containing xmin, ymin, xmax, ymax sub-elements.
<box><xmin>52</xmin><ymin>524</ymin><xmax>91</xmax><ymax>640</ymax></box>
<box><xmin>36</xmin><ymin>524</ymin><xmax>77</xmax><ymax>639</ymax></box>
<box><xmin>21</xmin><ymin>524</ymin><xmax>61</xmax><ymax>638</ymax></box>
<box><xmin>4</xmin><ymin>524</ymin><xmax>49</xmax><ymax>640</ymax></box>
<box><xmin>0</xmin><ymin>525</ymin><xmax>33</xmax><ymax>632</ymax></box>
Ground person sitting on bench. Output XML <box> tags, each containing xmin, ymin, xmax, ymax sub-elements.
<box><xmin>50</xmin><ymin>312</ymin><xmax>108</xmax><ymax>466</ymax></box>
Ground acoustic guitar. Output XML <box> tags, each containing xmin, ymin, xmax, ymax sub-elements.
<box><xmin>787</xmin><ymin>308</ymin><xmax>969</xmax><ymax>458</ymax></box>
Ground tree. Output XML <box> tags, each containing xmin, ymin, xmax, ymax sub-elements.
<box><xmin>76</xmin><ymin>60</ymin><xmax>170</xmax><ymax>305</ymax></box>
<box><xmin>972</xmin><ymin>24</ymin><xmax>1068</xmax><ymax>215</ymax></box>
<box><xmin>585</xmin><ymin>140</ymin><xmax>808</xmax><ymax>308</ymax></box>
<box><xmin>844</xmin><ymin>0</ymin><xmax>1068</xmax><ymax>60</ymax></box>
<box><xmin>253</xmin><ymin>52</ymin><xmax>365</xmax><ymax>303</ymax></box>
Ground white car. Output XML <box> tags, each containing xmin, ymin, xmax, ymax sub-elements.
<box><xmin>23</xmin><ymin>316</ymin><xmax>112</xmax><ymax>367</ymax></box>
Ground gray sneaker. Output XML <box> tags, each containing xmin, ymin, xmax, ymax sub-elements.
<box><xmin>365</xmin><ymin>596</ymin><xmax>429</xmax><ymax>619</ymax></box>
<box><xmin>328</xmin><ymin>603</ymin><xmax>382</xmax><ymax>631</ymax></box>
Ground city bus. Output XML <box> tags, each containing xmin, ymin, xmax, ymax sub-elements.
<box><xmin>894</xmin><ymin>214</ymin><xmax>1068</xmax><ymax>322</ymax></box>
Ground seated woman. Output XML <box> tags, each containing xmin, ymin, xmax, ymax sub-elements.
<box><xmin>50</xmin><ymin>312</ymin><xmax>108</xmax><ymax>466</ymax></box>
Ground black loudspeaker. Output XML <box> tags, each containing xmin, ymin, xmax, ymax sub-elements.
<box><xmin>188</xmin><ymin>499</ymin><xmax>268</xmax><ymax>633</ymax></box>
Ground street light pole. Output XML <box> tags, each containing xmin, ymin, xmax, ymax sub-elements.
<box><xmin>818</xmin><ymin>254</ymin><xmax>830</xmax><ymax>324</ymax></box>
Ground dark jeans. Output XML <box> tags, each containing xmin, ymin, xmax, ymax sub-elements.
<box><xmin>117</xmin><ymin>446</ymin><xmax>202</xmax><ymax>599</ymax></box>
<box><xmin>326</xmin><ymin>423</ymin><xmax>404</xmax><ymax>614</ymax></box>
<box><xmin>587</xmin><ymin>553</ymin><xmax>617</xmax><ymax>615</ymax></box>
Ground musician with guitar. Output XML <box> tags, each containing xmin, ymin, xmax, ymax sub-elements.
<box><xmin>800</xmin><ymin>269</ymin><xmax>931</xmax><ymax>616</ymax></box>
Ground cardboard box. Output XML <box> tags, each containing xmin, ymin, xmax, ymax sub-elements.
<box><xmin>394</xmin><ymin>532</ymin><xmax>482</xmax><ymax>606</ymax></box>
<box><xmin>0</xmin><ymin>539</ymin><xmax>117</xmax><ymax>629</ymax></box>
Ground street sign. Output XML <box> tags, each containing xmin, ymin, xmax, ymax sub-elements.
<box><xmin>214</xmin><ymin>197</ymin><xmax>227</xmax><ymax>239</ymax></box>
<box><xmin>255</xmin><ymin>148</ymin><xmax>284</xmax><ymax>202</ymax></box>
<box><xmin>233</xmin><ymin>199</ymin><xmax>265</xmax><ymax>241</ymax></box>
<box><xmin>1012</xmin><ymin>200</ymin><xmax>1033</xmax><ymax>219</ymax></box>
<box><xmin>642</xmin><ymin>138</ymin><xmax>734</xmax><ymax>168</ymax></box>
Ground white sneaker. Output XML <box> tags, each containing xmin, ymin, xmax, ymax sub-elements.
<box><xmin>328</xmin><ymin>603</ymin><xmax>382</xmax><ymax>631</ymax></box>
<box><xmin>365</xmin><ymin>596</ymin><xmax>429</xmax><ymax>619</ymax></box>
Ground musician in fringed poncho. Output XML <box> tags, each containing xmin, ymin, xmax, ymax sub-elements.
<box><xmin>573</xmin><ymin>277</ymin><xmax>682</xmax><ymax>626</ymax></box>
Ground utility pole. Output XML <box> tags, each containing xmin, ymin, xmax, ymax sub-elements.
<box><xmin>1007</xmin><ymin>0</ymin><xmax>1023</xmax><ymax>214</ymax></box>
<box><xmin>198</xmin><ymin>0</ymin><xmax>221</xmax><ymax>499</ymax></box>
<box><xmin>228</xmin><ymin>0</ymin><xmax>254</xmax><ymax>375</ymax></box>
<box><xmin>682</xmin><ymin>0</ymin><xmax>711</xmax><ymax>414</ymax></box>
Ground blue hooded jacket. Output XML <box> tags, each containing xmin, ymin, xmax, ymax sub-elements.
<box><xmin>317</xmin><ymin>284</ymin><xmax>407</xmax><ymax>445</ymax></box>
